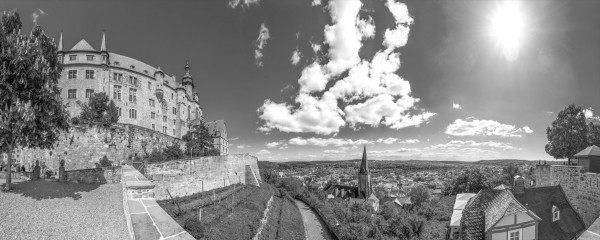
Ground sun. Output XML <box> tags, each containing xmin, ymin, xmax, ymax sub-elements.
<box><xmin>490</xmin><ymin>0</ymin><xmax>526</xmax><ymax>62</ymax></box>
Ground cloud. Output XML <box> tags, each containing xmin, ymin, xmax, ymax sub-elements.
<box><xmin>452</xmin><ymin>103</ymin><xmax>462</xmax><ymax>109</ymax></box>
<box><xmin>324</xmin><ymin>0</ymin><xmax>363</xmax><ymax>76</ymax></box>
<box><xmin>445</xmin><ymin>117</ymin><xmax>533</xmax><ymax>137</ymax></box>
<box><xmin>291</xmin><ymin>47</ymin><xmax>302</xmax><ymax>65</ymax></box>
<box><xmin>257</xmin><ymin>92</ymin><xmax>345</xmax><ymax>135</ymax></box>
<box><xmin>266</xmin><ymin>142</ymin><xmax>281</xmax><ymax>148</ymax></box>
<box><xmin>32</xmin><ymin>9</ymin><xmax>47</xmax><ymax>25</ymax></box>
<box><xmin>254</xmin><ymin>22</ymin><xmax>270</xmax><ymax>67</ymax></box>
<box><xmin>256</xmin><ymin>149</ymin><xmax>271</xmax><ymax>155</ymax></box>
<box><xmin>289</xmin><ymin>137</ymin><xmax>373</xmax><ymax>147</ymax></box>
<box><xmin>376</xmin><ymin>137</ymin><xmax>398</xmax><ymax>144</ymax></box>
<box><xmin>236</xmin><ymin>144</ymin><xmax>250</xmax><ymax>149</ymax></box>
<box><xmin>323</xmin><ymin>149</ymin><xmax>346</xmax><ymax>154</ymax></box>
<box><xmin>280</xmin><ymin>84</ymin><xmax>295</xmax><ymax>93</ymax></box>
<box><xmin>428</xmin><ymin>140</ymin><xmax>519</xmax><ymax>150</ymax></box>
<box><xmin>229</xmin><ymin>137</ymin><xmax>240</xmax><ymax>141</ymax></box>
<box><xmin>257</xmin><ymin>0</ymin><xmax>433</xmax><ymax>135</ymax></box>
<box><xmin>312</xmin><ymin>0</ymin><xmax>321</xmax><ymax>6</ymax></box>
<box><xmin>311</xmin><ymin>41</ymin><xmax>321</xmax><ymax>54</ymax></box>
<box><xmin>228</xmin><ymin>0</ymin><xmax>260</xmax><ymax>8</ymax></box>
<box><xmin>369</xmin><ymin>148</ymin><xmax>421</xmax><ymax>156</ymax></box>
<box><xmin>399</xmin><ymin>139</ymin><xmax>420</xmax><ymax>144</ymax></box>
<box><xmin>357</xmin><ymin>16</ymin><xmax>376</xmax><ymax>39</ymax></box>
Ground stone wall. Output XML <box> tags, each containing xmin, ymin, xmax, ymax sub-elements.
<box><xmin>18</xmin><ymin>123</ymin><xmax>184</xmax><ymax>172</ymax></box>
<box><xmin>534</xmin><ymin>164</ymin><xmax>600</xmax><ymax>226</ymax></box>
<box><xmin>145</xmin><ymin>154</ymin><xmax>261</xmax><ymax>200</ymax></box>
<box><xmin>62</xmin><ymin>166</ymin><xmax>122</xmax><ymax>184</ymax></box>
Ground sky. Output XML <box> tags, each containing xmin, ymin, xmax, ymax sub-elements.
<box><xmin>4</xmin><ymin>0</ymin><xmax>600</xmax><ymax>162</ymax></box>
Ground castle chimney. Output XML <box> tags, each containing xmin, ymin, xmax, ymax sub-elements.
<box><xmin>514</xmin><ymin>175</ymin><xmax>525</xmax><ymax>194</ymax></box>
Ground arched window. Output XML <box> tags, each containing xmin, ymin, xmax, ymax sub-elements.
<box><xmin>552</xmin><ymin>205</ymin><xmax>560</xmax><ymax>222</ymax></box>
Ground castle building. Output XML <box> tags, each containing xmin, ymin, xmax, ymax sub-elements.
<box><xmin>57</xmin><ymin>32</ymin><xmax>202</xmax><ymax>138</ymax></box>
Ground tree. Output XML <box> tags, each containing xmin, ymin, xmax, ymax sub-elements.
<box><xmin>545</xmin><ymin>104</ymin><xmax>589</xmax><ymax>164</ymax></box>
<box><xmin>408</xmin><ymin>184</ymin><xmax>430</xmax><ymax>206</ymax></box>
<box><xmin>163</xmin><ymin>141</ymin><xmax>183</xmax><ymax>161</ymax></box>
<box><xmin>98</xmin><ymin>155</ymin><xmax>112</xmax><ymax>167</ymax></box>
<box><xmin>443</xmin><ymin>169</ymin><xmax>490</xmax><ymax>196</ymax></box>
<box><xmin>588</xmin><ymin>122</ymin><xmax>600</xmax><ymax>147</ymax></box>
<box><xmin>182</xmin><ymin>122</ymin><xmax>215</xmax><ymax>157</ymax></box>
<box><xmin>77</xmin><ymin>92</ymin><xmax>118</xmax><ymax>127</ymax></box>
<box><xmin>1</xmin><ymin>11</ymin><xmax>70</xmax><ymax>190</ymax></box>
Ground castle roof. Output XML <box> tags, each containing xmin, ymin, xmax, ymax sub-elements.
<box><xmin>512</xmin><ymin>186</ymin><xmax>585</xmax><ymax>240</ymax></box>
<box><xmin>70</xmin><ymin>39</ymin><xmax>96</xmax><ymax>51</ymax></box>
<box><xmin>574</xmin><ymin>145</ymin><xmax>600</xmax><ymax>157</ymax></box>
<box><xmin>359</xmin><ymin>145</ymin><xmax>369</xmax><ymax>174</ymax></box>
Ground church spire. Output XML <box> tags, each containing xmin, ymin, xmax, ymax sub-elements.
<box><xmin>359</xmin><ymin>145</ymin><xmax>369</xmax><ymax>174</ymax></box>
<box><xmin>100</xmin><ymin>30</ymin><xmax>106</xmax><ymax>52</ymax></box>
<box><xmin>58</xmin><ymin>31</ymin><xmax>63</xmax><ymax>52</ymax></box>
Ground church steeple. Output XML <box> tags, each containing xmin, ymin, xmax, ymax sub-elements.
<box><xmin>100</xmin><ymin>31</ymin><xmax>109</xmax><ymax>68</ymax></box>
<box><xmin>357</xmin><ymin>145</ymin><xmax>371</xmax><ymax>198</ymax></box>
<box><xmin>359</xmin><ymin>145</ymin><xmax>369</xmax><ymax>174</ymax></box>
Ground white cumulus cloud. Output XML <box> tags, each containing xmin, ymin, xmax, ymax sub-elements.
<box><xmin>254</xmin><ymin>22</ymin><xmax>270</xmax><ymax>67</ymax></box>
<box><xmin>452</xmin><ymin>103</ymin><xmax>462</xmax><ymax>109</ymax></box>
<box><xmin>256</xmin><ymin>149</ymin><xmax>271</xmax><ymax>155</ymax></box>
<box><xmin>32</xmin><ymin>9</ymin><xmax>47</xmax><ymax>25</ymax></box>
<box><xmin>445</xmin><ymin>117</ymin><xmax>533</xmax><ymax>138</ymax></box>
<box><xmin>428</xmin><ymin>140</ymin><xmax>518</xmax><ymax>150</ymax></box>
<box><xmin>376</xmin><ymin>137</ymin><xmax>398</xmax><ymax>144</ymax></box>
<box><xmin>291</xmin><ymin>47</ymin><xmax>302</xmax><ymax>65</ymax></box>
<box><xmin>399</xmin><ymin>139</ymin><xmax>420</xmax><ymax>144</ymax></box>
<box><xmin>289</xmin><ymin>137</ymin><xmax>373</xmax><ymax>147</ymax></box>
<box><xmin>324</xmin><ymin>0</ymin><xmax>364</xmax><ymax>76</ymax></box>
<box><xmin>228</xmin><ymin>0</ymin><xmax>260</xmax><ymax>8</ymax></box>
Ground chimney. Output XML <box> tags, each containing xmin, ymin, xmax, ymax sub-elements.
<box><xmin>514</xmin><ymin>176</ymin><xmax>525</xmax><ymax>194</ymax></box>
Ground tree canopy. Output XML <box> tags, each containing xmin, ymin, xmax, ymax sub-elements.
<box><xmin>545</xmin><ymin>104</ymin><xmax>592</xmax><ymax>163</ymax></box>
<box><xmin>76</xmin><ymin>92</ymin><xmax>119</xmax><ymax>127</ymax></box>
<box><xmin>182</xmin><ymin>122</ymin><xmax>219</xmax><ymax>157</ymax></box>
<box><xmin>1</xmin><ymin>11</ymin><xmax>70</xmax><ymax>190</ymax></box>
<box><xmin>443</xmin><ymin>168</ymin><xmax>489</xmax><ymax>195</ymax></box>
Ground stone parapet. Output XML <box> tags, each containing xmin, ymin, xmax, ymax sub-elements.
<box><xmin>121</xmin><ymin>165</ymin><xmax>194</xmax><ymax>240</ymax></box>
<box><xmin>61</xmin><ymin>166</ymin><xmax>122</xmax><ymax>184</ymax></box>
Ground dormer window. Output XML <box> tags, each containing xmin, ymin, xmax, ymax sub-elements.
<box><xmin>114</xmin><ymin>61</ymin><xmax>120</xmax><ymax>66</ymax></box>
<box><xmin>552</xmin><ymin>205</ymin><xmax>560</xmax><ymax>222</ymax></box>
<box><xmin>130</xmin><ymin>65</ymin><xmax>135</xmax><ymax>69</ymax></box>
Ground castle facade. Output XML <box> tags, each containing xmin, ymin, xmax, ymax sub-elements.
<box><xmin>57</xmin><ymin>32</ymin><xmax>202</xmax><ymax>138</ymax></box>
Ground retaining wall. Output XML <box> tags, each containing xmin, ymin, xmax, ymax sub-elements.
<box><xmin>62</xmin><ymin>166</ymin><xmax>122</xmax><ymax>184</ymax></box>
<box><xmin>145</xmin><ymin>154</ymin><xmax>261</xmax><ymax>200</ymax></box>
<box><xmin>16</xmin><ymin>123</ymin><xmax>184</xmax><ymax>172</ymax></box>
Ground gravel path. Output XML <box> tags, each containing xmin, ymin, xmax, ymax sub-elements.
<box><xmin>0</xmin><ymin>180</ymin><xmax>130</xmax><ymax>240</ymax></box>
<box><xmin>294</xmin><ymin>199</ymin><xmax>334</xmax><ymax>240</ymax></box>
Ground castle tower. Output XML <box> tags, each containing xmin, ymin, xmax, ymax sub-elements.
<box><xmin>358</xmin><ymin>145</ymin><xmax>372</xmax><ymax>198</ymax></box>
<box><xmin>181</xmin><ymin>61</ymin><xmax>194</xmax><ymax>98</ymax></box>
<box><xmin>57</xmin><ymin>31</ymin><xmax>64</xmax><ymax>63</ymax></box>
<box><xmin>100</xmin><ymin>31</ymin><xmax>109</xmax><ymax>68</ymax></box>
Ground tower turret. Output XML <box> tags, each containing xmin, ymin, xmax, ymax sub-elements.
<box><xmin>57</xmin><ymin>31</ymin><xmax>64</xmax><ymax>63</ymax></box>
<box><xmin>100</xmin><ymin>31</ymin><xmax>109</xmax><ymax>68</ymax></box>
<box><xmin>181</xmin><ymin>61</ymin><xmax>194</xmax><ymax>97</ymax></box>
<box><xmin>358</xmin><ymin>145</ymin><xmax>372</xmax><ymax>198</ymax></box>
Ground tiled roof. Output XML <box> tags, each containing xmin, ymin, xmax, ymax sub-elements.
<box><xmin>460</xmin><ymin>189</ymin><xmax>530</xmax><ymax>240</ymax></box>
<box><xmin>513</xmin><ymin>186</ymin><xmax>586</xmax><ymax>240</ymax></box>
<box><xmin>574</xmin><ymin>145</ymin><xmax>600</xmax><ymax>157</ymax></box>
<box><xmin>70</xmin><ymin>39</ymin><xmax>96</xmax><ymax>51</ymax></box>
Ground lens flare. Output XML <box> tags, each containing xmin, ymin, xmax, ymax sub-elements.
<box><xmin>490</xmin><ymin>0</ymin><xmax>525</xmax><ymax>62</ymax></box>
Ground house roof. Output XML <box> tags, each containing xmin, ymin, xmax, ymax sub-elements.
<box><xmin>513</xmin><ymin>186</ymin><xmax>586</xmax><ymax>240</ymax></box>
<box><xmin>460</xmin><ymin>189</ymin><xmax>531</xmax><ymax>240</ymax></box>
<box><xmin>70</xmin><ymin>39</ymin><xmax>96</xmax><ymax>51</ymax></box>
<box><xmin>450</xmin><ymin>193</ymin><xmax>476</xmax><ymax>227</ymax></box>
<box><xmin>579</xmin><ymin>216</ymin><xmax>600</xmax><ymax>240</ymax></box>
<box><xmin>574</xmin><ymin>145</ymin><xmax>600</xmax><ymax>157</ymax></box>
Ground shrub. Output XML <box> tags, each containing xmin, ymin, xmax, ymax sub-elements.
<box><xmin>147</xmin><ymin>149</ymin><xmax>166</xmax><ymax>163</ymax></box>
<box><xmin>99</xmin><ymin>156</ymin><xmax>112</xmax><ymax>167</ymax></box>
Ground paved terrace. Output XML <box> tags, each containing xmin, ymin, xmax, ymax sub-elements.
<box><xmin>122</xmin><ymin>165</ymin><xmax>194</xmax><ymax>240</ymax></box>
<box><xmin>0</xmin><ymin>179</ymin><xmax>130</xmax><ymax>240</ymax></box>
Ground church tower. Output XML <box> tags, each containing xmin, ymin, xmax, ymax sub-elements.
<box><xmin>57</xmin><ymin>31</ymin><xmax>64</xmax><ymax>64</ymax></box>
<box><xmin>181</xmin><ymin>61</ymin><xmax>194</xmax><ymax>98</ymax></box>
<box><xmin>358</xmin><ymin>145</ymin><xmax>372</xmax><ymax>199</ymax></box>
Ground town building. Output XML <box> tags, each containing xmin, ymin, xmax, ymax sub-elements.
<box><xmin>324</xmin><ymin>146</ymin><xmax>379</xmax><ymax>211</ymax></box>
<box><xmin>449</xmin><ymin>176</ymin><xmax>585</xmax><ymax>240</ymax></box>
<box><xmin>205</xmin><ymin>120</ymin><xmax>229</xmax><ymax>155</ymax></box>
<box><xmin>57</xmin><ymin>32</ymin><xmax>202</xmax><ymax>138</ymax></box>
